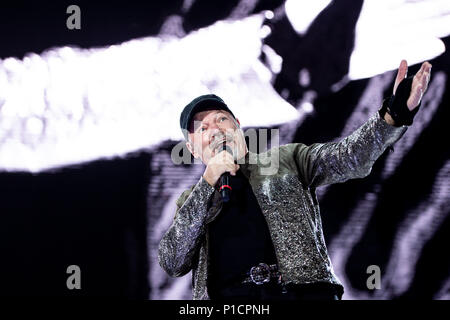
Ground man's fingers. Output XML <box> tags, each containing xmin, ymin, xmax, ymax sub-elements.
<box><xmin>394</xmin><ymin>59</ymin><xmax>408</xmax><ymax>95</ymax></box>
<box><xmin>407</xmin><ymin>83</ymin><xmax>423</xmax><ymax>110</ymax></box>
<box><xmin>413</xmin><ymin>62</ymin><xmax>431</xmax><ymax>86</ymax></box>
<box><xmin>405</xmin><ymin>61</ymin><xmax>432</xmax><ymax>110</ymax></box>
<box><xmin>408</xmin><ymin>75</ymin><xmax>422</xmax><ymax>110</ymax></box>
<box><xmin>417</xmin><ymin>62</ymin><xmax>426</xmax><ymax>75</ymax></box>
<box><xmin>229</xmin><ymin>164</ymin><xmax>239</xmax><ymax>175</ymax></box>
<box><xmin>416</xmin><ymin>62</ymin><xmax>431</xmax><ymax>80</ymax></box>
<box><xmin>421</xmin><ymin>71</ymin><xmax>429</xmax><ymax>91</ymax></box>
<box><xmin>218</xmin><ymin>150</ymin><xmax>234</xmax><ymax>161</ymax></box>
<box><xmin>397</xmin><ymin>59</ymin><xmax>408</xmax><ymax>78</ymax></box>
<box><xmin>422</xmin><ymin>63</ymin><xmax>432</xmax><ymax>91</ymax></box>
<box><xmin>219</xmin><ymin>152</ymin><xmax>238</xmax><ymax>170</ymax></box>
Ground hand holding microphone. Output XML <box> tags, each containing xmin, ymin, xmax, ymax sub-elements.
<box><xmin>202</xmin><ymin>142</ymin><xmax>239</xmax><ymax>201</ymax></box>
<box><xmin>218</xmin><ymin>144</ymin><xmax>233</xmax><ymax>202</ymax></box>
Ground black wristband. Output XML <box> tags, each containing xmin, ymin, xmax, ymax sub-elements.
<box><xmin>382</xmin><ymin>76</ymin><xmax>420</xmax><ymax>126</ymax></box>
<box><xmin>378</xmin><ymin>95</ymin><xmax>393</xmax><ymax>122</ymax></box>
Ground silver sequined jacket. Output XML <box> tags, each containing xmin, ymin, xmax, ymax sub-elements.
<box><xmin>158</xmin><ymin>111</ymin><xmax>407</xmax><ymax>300</ymax></box>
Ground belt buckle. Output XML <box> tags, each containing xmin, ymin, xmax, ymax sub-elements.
<box><xmin>249</xmin><ymin>263</ymin><xmax>271</xmax><ymax>285</ymax></box>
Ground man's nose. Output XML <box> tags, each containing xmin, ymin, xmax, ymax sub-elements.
<box><xmin>209</xmin><ymin>127</ymin><xmax>225</xmax><ymax>141</ymax></box>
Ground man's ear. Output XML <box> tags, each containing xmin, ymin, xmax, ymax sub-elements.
<box><xmin>186</xmin><ymin>141</ymin><xmax>199</xmax><ymax>159</ymax></box>
<box><xmin>236</xmin><ymin>118</ymin><xmax>240</xmax><ymax>127</ymax></box>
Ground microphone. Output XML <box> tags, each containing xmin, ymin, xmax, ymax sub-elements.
<box><xmin>219</xmin><ymin>143</ymin><xmax>233</xmax><ymax>202</ymax></box>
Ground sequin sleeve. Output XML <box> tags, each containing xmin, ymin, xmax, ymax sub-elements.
<box><xmin>158</xmin><ymin>176</ymin><xmax>216</xmax><ymax>277</ymax></box>
<box><xmin>289</xmin><ymin>111</ymin><xmax>408</xmax><ymax>188</ymax></box>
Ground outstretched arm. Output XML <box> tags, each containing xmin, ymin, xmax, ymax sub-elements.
<box><xmin>291</xmin><ymin>59</ymin><xmax>432</xmax><ymax>188</ymax></box>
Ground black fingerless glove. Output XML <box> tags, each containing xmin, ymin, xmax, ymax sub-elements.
<box><xmin>379</xmin><ymin>76</ymin><xmax>420</xmax><ymax>127</ymax></box>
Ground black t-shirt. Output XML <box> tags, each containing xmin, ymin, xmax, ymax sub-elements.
<box><xmin>207</xmin><ymin>168</ymin><xmax>278</xmax><ymax>292</ymax></box>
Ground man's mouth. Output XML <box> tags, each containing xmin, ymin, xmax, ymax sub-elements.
<box><xmin>212</xmin><ymin>138</ymin><xmax>232</xmax><ymax>152</ymax></box>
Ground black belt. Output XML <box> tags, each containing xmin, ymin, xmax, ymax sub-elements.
<box><xmin>214</xmin><ymin>263</ymin><xmax>342</xmax><ymax>299</ymax></box>
<box><xmin>241</xmin><ymin>263</ymin><xmax>281</xmax><ymax>285</ymax></box>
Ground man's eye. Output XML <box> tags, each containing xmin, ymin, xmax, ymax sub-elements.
<box><xmin>220</xmin><ymin>117</ymin><xmax>227</xmax><ymax>121</ymax></box>
<box><xmin>200</xmin><ymin>127</ymin><xmax>206</xmax><ymax>132</ymax></box>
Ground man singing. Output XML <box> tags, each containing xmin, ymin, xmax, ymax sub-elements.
<box><xmin>158</xmin><ymin>60</ymin><xmax>432</xmax><ymax>300</ymax></box>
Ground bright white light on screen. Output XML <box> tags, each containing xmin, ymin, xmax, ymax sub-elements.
<box><xmin>0</xmin><ymin>14</ymin><xmax>299</xmax><ymax>172</ymax></box>
<box><xmin>265</xmin><ymin>10</ymin><xmax>274</xmax><ymax>20</ymax></box>
<box><xmin>301</xmin><ymin>101</ymin><xmax>314</xmax><ymax>113</ymax></box>
<box><xmin>285</xmin><ymin>0</ymin><xmax>332</xmax><ymax>35</ymax></box>
<box><xmin>349</xmin><ymin>0</ymin><xmax>450</xmax><ymax>80</ymax></box>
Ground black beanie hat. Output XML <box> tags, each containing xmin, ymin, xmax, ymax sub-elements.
<box><xmin>180</xmin><ymin>94</ymin><xmax>236</xmax><ymax>139</ymax></box>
